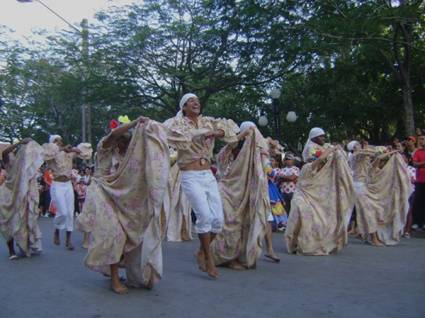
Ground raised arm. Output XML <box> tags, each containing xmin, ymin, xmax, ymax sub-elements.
<box><xmin>102</xmin><ymin>116</ymin><xmax>149</xmax><ymax>149</ymax></box>
<box><xmin>2</xmin><ymin>137</ymin><xmax>32</xmax><ymax>164</ymax></box>
<box><xmin>311</xmin><ymin>146</ymin><xmax>334</xmax><ymax>171</ymax></box>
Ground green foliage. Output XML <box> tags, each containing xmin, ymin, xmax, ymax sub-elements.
<box><xmin>0</xmin><ymin>0</ymin><xmax>424</xmax><ymax>148</ymax></box>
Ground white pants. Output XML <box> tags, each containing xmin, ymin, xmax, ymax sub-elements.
<box><xmin>50</xmin><ymin>181</ymin><xmax>75</xmax><ymax>231</ymax></box>
<box><xmin>181</xmin><ymin>170</ymin><xmax>224</xmax><ymax>234</ymax></box>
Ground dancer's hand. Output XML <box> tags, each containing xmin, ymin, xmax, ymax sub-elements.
<box><xmin>20</xmin><ymin>137</ymin><xmax>32</xmax><ymax>145</ymax></box>
<box><xmin>137</xmin><ymin>116</ymin><xmax>149</xmax><ymax>124</ymax></box>
<box><xmin>204</xmin><ymin>130</ymin><xmax>224</xmax><ymax>140</ymax></box>
<box><xmin>238</xmin><ymin>126</ymin><xmax>254</xmax><ymax>140</ymax></box>
<box><xmin>63</xmin><ymin>145</ymin><xmax>73</xmax><ymax>152</ymax></box>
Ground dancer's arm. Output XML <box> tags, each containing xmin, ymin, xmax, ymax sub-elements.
<box><xmin>103</xmin><ymin>116</ymin><xmax>149</xmax><ymax>149</ymax></box>
<box><xmin>2</xmin><ymin>137</ymin><xmax>32</xmax><ymax>164</ymax></box>
<box><xmin>311</xmin><ymin>147</ymin><xmax>334</xmax><ymax>171</ymax></box>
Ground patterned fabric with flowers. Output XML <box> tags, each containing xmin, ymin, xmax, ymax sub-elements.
<box><xmin>354</xmin><ymin>151</ymin><xmax>412</xmax><ymax>245</ymax></box>
<box><xmin>163</xmin><ymin>115</ymin><xmax>239</xmax><ymax>168</ymax></box>
<box><xmin>76</xmin><ymin>121</ymin><xmax>170</xmax><ymax>288</ymax></box>
<box><xmin>285</xmin><ymin>148</ymin><xmax>355</xmax><ymax>255</ymax></box>
<box><xmin>43</xmin><ymin>143</ymin><xmax>93</xmax><ymax>179</ymax></box>
<box><xmin>211</xmin><ymin>128</ymin><xmax>269</xmax><ymax>268</ymax></box>
<box><xmin>0</xmin><ymin>141</ymin><xmax>44</xmax><ymax>256</ymax></box>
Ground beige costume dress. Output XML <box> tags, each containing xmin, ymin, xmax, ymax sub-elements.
<box><xmin>77</xmin><ymin>121</ymin><xmax>170</xmax><ymax>287</ymax></box>
<box><xmin>353</xmin><ymin>152</ymin><xmax>411</xmax><ymax>245</ymax></box>
<box><xmin>285</xmin><ymin>148</ymin><xmax>355</xmax><ymax>255</ymax></box>
<box><xmin>0</xmin><ymin>141</ymin><xmax>44</xmax><ymax>256</ymax></box>
<box><xmin>211</xmin><ymin>129</ymin><xmax>269</xmax><ymax>267</ymax></box>
<box><xmin>166</xmin><ymin>162</ymin><xmax>193</xmax><ymax>241</ymax></box>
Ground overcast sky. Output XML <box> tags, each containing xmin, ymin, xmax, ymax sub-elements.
<box><xmin>1</xmin><ymin>0</ymin><xmax>143</xmax><ymax>41</ymax></box>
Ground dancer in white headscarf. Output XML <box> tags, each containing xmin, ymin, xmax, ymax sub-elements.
<box><xmin>163</xmin><ymin>93</ymin><xmax>239</xmax><ymax>279</ymax></box>
<box><xmin>43</xmin><ymin>135</ymin><xmax>92</xmax><ymax>250</ymax></box>
<box><xmin>77</xmin><ymin>116</ymin><xmax>170</xmax><ymax>294</ymax></box>
<box><xmin>211</xmin><ymin>121</ymin><xmax>275</xmax><ymax>269</ymax></box>
<box><xmin>285</xmin><ymin>129</ymin><xmax>355</xmax><ymax>255</ymax></box>
<box><xmin>350</xmin><ymin>144</ymin><xmax>411</xmax><ymax>246</ymax></box>
<box><xmin>302</xmin><ymin>127</ymin><xmax>330</xmax><ymax>162</ymax></box>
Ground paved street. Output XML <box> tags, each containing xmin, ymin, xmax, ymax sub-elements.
<box><xmin>0</xmin><ymin>217</ymin><xmax>424</xmax><ymax>318</ymax></box>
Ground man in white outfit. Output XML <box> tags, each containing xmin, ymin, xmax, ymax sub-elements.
<box><xmin>43</xmin><ymin>135</ymin><xmax>91</xmax><ymax>250</ymax></box>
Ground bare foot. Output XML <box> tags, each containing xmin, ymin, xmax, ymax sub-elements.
<box><xmin>206</xmin><ymin>257</ymin><xmax>219</xmax><ymax>279</ymax></box>
<box><xmin>82</xmin><ymin>241</ymin><xmax>89</xmax><ymax>249</ymax></box>
<box><xmin>145</xmin><ymin>274</ymin><xmax>155</xmax><ymax>290</ymax></box>
<box><xmin>371</xmin><ymin>238</ymin><xmax>384</xmax><ymax>247</ymax></box>
<box><xmin>228</xmin><ymin>260</ymin><xmax>246</xmax><ymax>271</ymax></box>
<box><xmin>196</xmin><ymin>250</ymin><xmax>206</xmax><ymax>272</ymax></box>
<box><xmin>348</xmin><ymin>228</ymin><xmax>357</xmax><ymax>235</ymax></box>
<box><xmin>111</xmin><ymin>281</ymin><xmax>128</xmax><ymax>295</ymax></box>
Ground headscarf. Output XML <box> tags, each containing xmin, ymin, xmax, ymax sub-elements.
<box><xmin>302</xmin><ymin>127</ymin><xmax>325</xmax><ymax>162</ymax></box>
<box><xmin>49</xmin><ymin>135</ymin><xmax>62</xmax><ymax>144</ymax></box>
<box><xmin>284</xmin><ymin>152</ymin><xmax>295</xmax><ymax>161</ymax></box>
<box><xmin>177</xmin><ymin>93</ymin><xmax>198</xmax><ymax>117</ymax></box>
<box><xmin>347</xmin><ymin>140</ymin><xmax>360</xmax><ymax>152</ymax></box>
<box><xmin>239</xmin><ymin>121</ymin><xmax>257</xmax><ymax>133</ymax></box>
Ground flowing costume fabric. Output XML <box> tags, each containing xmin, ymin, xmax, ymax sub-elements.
<box><xmin>353</xmin><ymin>152</ymin><xmax>412</xmax><ymax>245</ymax></box>
<box><xmin>0</xmin><ymin>141</ymin><xmax>44</xmax><ymax>256</ymax></box>
<box><xmin>285</xmin><ymin>148</ymin><xmax>355</xmax><ymax>255</ymax></box>
<box><xmin>166</xmin><ymin>163</ymin><xmax>193</xmax><ymax>241</ymax></box>
<box><xmin>77</xmin><ymin>121</ymin><xmax>170</xmax><ymax>287</ymax></box>
<box><xmin>211</xmin><ymin>129</ymin><xmax>269</xmax><ymax>267</ymax></box>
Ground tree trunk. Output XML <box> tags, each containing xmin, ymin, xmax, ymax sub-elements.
<box><xmin>402</xmin><ymin>82</ymin><xmax>415</xmax><ymax>136</ymax></box>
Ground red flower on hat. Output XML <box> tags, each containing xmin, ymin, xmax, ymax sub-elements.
<box><xmin>109</xmin><ymin>119</ymin><xmax>119</xmax><ymax>129</ymax></box>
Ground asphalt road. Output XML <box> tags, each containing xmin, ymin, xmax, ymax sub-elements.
<box><xmin>0</xmin><ymin>217</ymin><xmax>424</xmax><ymax>318</ymax></box>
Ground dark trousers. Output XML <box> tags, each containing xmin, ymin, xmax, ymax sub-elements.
<box><xmin>283</xmin><ymin>192</ymin><xmax>294</xmax><ymax>215</ymax></box>
<box><xmin>412</xmin><ymin>183</ymin><xmax>425</xmax><ymax>227</ymax></box>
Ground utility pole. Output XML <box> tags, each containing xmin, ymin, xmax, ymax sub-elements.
<box><xmin>81</xmin><ymin>19</ymin><xmax>90</xmax><ymax>144</ymax></box>
<box><xmin>18</xmin><ymin>0</ymin><xmax>90</xmax><ymax>143</ymax></box>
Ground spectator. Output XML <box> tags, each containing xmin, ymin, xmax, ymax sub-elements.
<box><xmin>412</xmin><ymin>131</ymin><xmax>425</xmax><ymax>230</ymax></box>
<box><xmin>75</xmin><ymin>179</ymin><xmax>87</xmax><ymax>214</ymax></box>
<box><xmin>278</xmin><ymin>153</ymin><xmax>300</xmax><ymax>214</ymax></box>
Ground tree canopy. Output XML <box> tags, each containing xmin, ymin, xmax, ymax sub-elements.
<box><xmin>1</xmin><ymin>0</ymin><xmax>424</xmax><ymax>148</ymax></box>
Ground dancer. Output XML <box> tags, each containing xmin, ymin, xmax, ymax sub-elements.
<box><xmin>0</xmin><ymin>138</ymin><xmax>44</xmax><ymax>259</ymax></box>
<box><xmin>77</xmin><ymin>117</ymin><xmax>170</xmax><ymax>294</ymax></box>
<box><xmin>163</xmin><ymin>93</ymin><xmax>239</xmax><ymax>279</ymax></box>
<box><xmin>43</xmin><ymin>135</ymin><xmax>92</xmax><ymax>250</ymax></box>
<box><xmin>285</xmin><ymin>128</ymin><xmax>355</xmax><ymax>255</ymax></box>
<box><xmin>348</xmin><ymin>141</ymin><xmax>383</xmax><ymax>245</ymax></box>
<box><xmin>301</xmin><ymin>127</ymin><xmax>330</xmax><ymax>162</ymax></box>
<box><xmin>357</xmin><ymin>147</ymin><xmax>411</xmax><ymax>245</ymax></box>
<box><xmin>211</xmin><ymin>122</ymin><xmax>272</xmax><ymax>270</ymax></box>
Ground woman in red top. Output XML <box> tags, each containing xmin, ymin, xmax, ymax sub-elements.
<box><xmin>412</xmin><ymin>132</ymin><xmax>425</xmax><ymax>230</ymax></box>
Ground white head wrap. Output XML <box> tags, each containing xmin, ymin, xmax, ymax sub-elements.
<box><xmin>239</xmin><ymin>121</ymin><xmax>257</xmax><ymax>133</ymax></box>
<box><xmin>347</xmin><ymin>140</ymin><xmax>360</xmax><ymax>152</ymax></box>
<box><xmin>176</xmin><ymin>93</ymin><xmax>198</xmax><ymax>117</ymax></box>
<box><xmin>302</xmin><ymin>127</ymin><xmax>326</xmax><ymax>162</ymax></box>
<box><xmin>308</xmin><ymin>127</ymin><xmax>325</xmax><ymax>140</ymax></box>
<box><xmin>49</xmin><ymin>135</ymin><xmax>62</xmax><ymax>144</ymax></box>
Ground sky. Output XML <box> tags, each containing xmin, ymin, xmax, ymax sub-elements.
<box><xmin>0</xmin><ymin>0</ymin><xmax>143</xmax><ymax>41</ymax></box>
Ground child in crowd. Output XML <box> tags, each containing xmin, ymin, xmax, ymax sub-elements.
<box><xmin>278</xmin><ymin>153</ymin><xmax>300</xmax><ymax>214</ymax></box>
